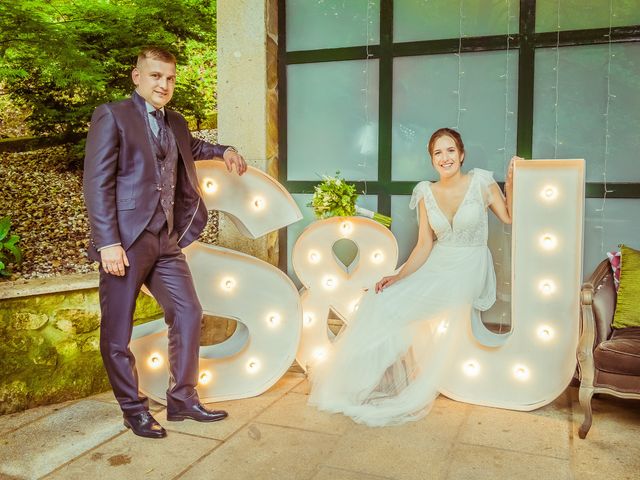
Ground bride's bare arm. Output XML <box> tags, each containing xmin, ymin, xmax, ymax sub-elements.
<box><xmin>488</xmin><ymin>156</ymin><xmax>518</xmax><ymax>225</ymax></box>
<box><xmin>376</xmin><ymin>199</ymin><xmax>434</xmax><ymax>293</ymax></box>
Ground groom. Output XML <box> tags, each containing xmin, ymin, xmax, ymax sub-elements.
<box><xmin>83</xmin><ymin>47</ymin><xmax>246</xmax><ymax>438</ymax></box>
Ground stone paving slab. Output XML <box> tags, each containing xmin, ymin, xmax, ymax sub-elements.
<box><xmin>46</xmin><ymin>430</ymin><xmax>220</xmax><ymax>479</ymax></box>
<box><xmin>0</xmin><ymin>400</ymin><xmax>124</xmax><ymax>480</ymax></box>
<box><xmin>179</xmin><ymin>422</ymin><xmax>339</xmax><ymax>480</ymax></box>
<box><xmin>459</xmin><ymin>403</ymin><xmax>572</xmax><ymax>460</ymax></box>
<box><xmin>256</xmin><ymin>391</ymin><xmax>353</xmax><ymax>435</ymax></box>
<box><xmin>0</xmin><ymin>400</ymin><xmax>77</xmax><ymax>436</ymax></box>
<box><xmin>322</xmin><ymin>396</ymin><xmax>470</xmax><ymax>480</ymax></box>
<box><xmin>446</xmin><ymin>443</ymin><xmax>573</xmax><ymax>480</ymax></box>
<box><xmin>154</xmin><ymin>373</ymin><xmax>305</xmax><ymax>440</ymax></box>
<box><xmin>310</xmin><ymin>465</ymin><xmax>397</xmax><ymax>480</ymax></box>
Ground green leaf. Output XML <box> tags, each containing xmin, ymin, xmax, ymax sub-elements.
<box><xmin>0</xmin><ymin>217</ymin><xmax>10</xmax><ymax>241</ymax></box>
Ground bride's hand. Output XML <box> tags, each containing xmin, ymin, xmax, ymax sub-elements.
<box><xmin>375</xmin><ymin>275</ymin><xmax>399</xmax><ymax>294</ymax></box>
<box><xmin>507</xmin><ymin>156</ymin><xmax>521</xmax><ymax>188</ymax></box>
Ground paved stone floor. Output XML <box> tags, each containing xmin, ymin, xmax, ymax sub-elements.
<box><xmin>1</xmin><ymin>373</ymin><xmax>639</xmax><ymax>480</ymax></box>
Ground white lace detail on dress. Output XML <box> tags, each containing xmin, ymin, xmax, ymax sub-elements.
<box><xmin>410</xmin><ymin>169</ymin><xmax>497</xmax><ymax>247</ymax></box>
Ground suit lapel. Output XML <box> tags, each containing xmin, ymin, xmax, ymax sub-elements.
<box><xmin>166</xmin><ymin>110</ymin><xmax>201</xmax><ymax>194</ymax></box>
<box><xmin>130</xmin><ymin>92</ymin><xmax>157</xmax><ymax>168</ymax></box>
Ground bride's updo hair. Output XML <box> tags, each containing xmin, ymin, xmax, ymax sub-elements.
<box><xmin>427</xmin><ymin>128</ymin><xmax>465</xmax><ymax>165</ymax></box>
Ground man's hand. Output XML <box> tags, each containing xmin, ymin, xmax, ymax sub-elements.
<box><xmin>223</xmin><ymin>149</ymin><xmax>247</xmax><ymax>176</ymax></box>
<box><xmin>100</xmin><ymin>245</ymin><xmax>130</xmax><ymax>276</ymax></box>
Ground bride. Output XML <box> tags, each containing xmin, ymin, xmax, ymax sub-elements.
<box><xmin>308</xmin><ymin>127</ymin><xmax>518</xmax><ymax>426</ymax></box>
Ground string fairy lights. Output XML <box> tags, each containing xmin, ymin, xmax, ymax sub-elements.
<box><xmin>552</xmin><ymin>0</ymin><xmax>561</xmax><ymax>159</ymax></box>
<box><xmin>593</xmin><ymin>0</ymin><xmax>615</xmax><ymax>254</ymax></box>
<box><xmin>494</xmin><ymin>0</ymin><xmax>515</xmax><ymax>334</ymax></box>
<box><xmin>453</xmin><ymin>0</ymin><xmax>466</xmax><ymax>130</ymax></box>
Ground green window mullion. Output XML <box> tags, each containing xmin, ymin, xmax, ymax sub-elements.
<box><xmin>286</xmin><ymin>45</ymin><xmax>382</xmax><ymax>65</ymax></box>
<box><xmin>516</xmin><ymin>0</ymin><xmax>536</xmax><ymax>160</ymax></box>
<box><xmin>377</xmin><ymin>0</ymin><xmax>394</xmax><ymax>217</ymax></box>
<box><xmin>535</xmin><ymin>25</ymin><xmax>640</xmax><ymax>48</ymax></box>
<box><xmin>392</xmin><ymin>34</ymin><xmax>521</xmax><ymax>58</ymax></box>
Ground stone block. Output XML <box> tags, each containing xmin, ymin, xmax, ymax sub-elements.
<box><xmin>10</xmin><ymin>312</ymin><xmax>48</xmax><ymax>330</ymax></box>
<box><xmin>55</xmin><ymin>309</ymin><xmax>100</xmax><ymax>334</ymax></box>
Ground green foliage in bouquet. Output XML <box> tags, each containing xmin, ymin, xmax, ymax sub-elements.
<box><xmin>309</xmin><ymin>173</ymin><xmax>359</xmax><ymax>219</ymax></box>
<box><xmin>0</xmin><ymin>216</ymin><xmax>22</xmax><ymax>277</ymax></box>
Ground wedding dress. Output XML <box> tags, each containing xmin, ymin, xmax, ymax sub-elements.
<box><xmin>308</xmin><ymin>168</ymin><xmax>498</xmax><ymax>426</ymax></box>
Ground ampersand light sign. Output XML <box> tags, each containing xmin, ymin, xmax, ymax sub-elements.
<box><xmin>291</xmin><ymin>217</ymin><xmax>399</xmax><ymax>370</ymax></box>
<box><xmin>131</xmin><ymin>161</ymin><xmax>303</xmax><ymax>403</ymax></box>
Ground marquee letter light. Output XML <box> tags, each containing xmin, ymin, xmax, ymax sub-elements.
<box><xmin>292</xmin><ymin>217</ymin><xmax>399</xmax><ymax>370</ymax></box>
<box><xmin>438</xmin><ymin>159</ymin><xmax>585</xmax><ymax>410</ymax></box>
<box><xmin>131</xmin><ymin>162</ymin><xmax>303</xmax><ymax>404</ymax></box>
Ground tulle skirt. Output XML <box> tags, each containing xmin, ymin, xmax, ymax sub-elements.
<box><xmin>307</xmin><ymin>243</ymin><xmax>495</xmax><ymax>427</ymax></box>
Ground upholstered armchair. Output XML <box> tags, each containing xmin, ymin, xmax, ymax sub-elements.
<box><xmin>577</xmin><ymin>258</ymin><xmax>640</xmax><ymax>438</ymax></box>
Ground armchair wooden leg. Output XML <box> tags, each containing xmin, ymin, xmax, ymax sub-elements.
<box><xmin>578</xmin><ymin>386</ymin><xmax>594</xmax><ymax>439</ymax></box>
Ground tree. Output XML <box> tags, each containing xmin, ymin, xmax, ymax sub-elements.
<box><xmin>0</xmin><ymin>0</ymin><xmax>217</xmax><ymax>153</ymax></box>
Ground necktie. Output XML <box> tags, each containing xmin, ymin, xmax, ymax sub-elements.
<box><xmin>152</xmin><ymin>109</ymin><xmax>169</xmax><ymax>157</ymax></box>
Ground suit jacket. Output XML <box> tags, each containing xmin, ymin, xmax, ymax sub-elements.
<box><xmin>83</xmin><ymin>92</ymin><xmax>228</xmax><ymax>261</ymax></box>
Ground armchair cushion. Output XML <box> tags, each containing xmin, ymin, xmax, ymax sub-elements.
<box><xmin>612</xmin><ymin>245</ymin><xmax>640</xmax><ymax>329</ymax></box>
<box><xmin>594</xmin><ymin>327</ymin><xmax>640</xmax><ymax>376</ymax></box>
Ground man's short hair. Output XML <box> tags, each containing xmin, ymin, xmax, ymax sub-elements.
<box><xmin>137</xmin><ymin>47</ymin><xmax>177</xmax><ymax>66</ymax></box>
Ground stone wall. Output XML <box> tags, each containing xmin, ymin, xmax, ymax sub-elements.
<box><xmin>0</xmin><ymin>283</ymin><xmax>162</xmax><ymax>415</ymax></box>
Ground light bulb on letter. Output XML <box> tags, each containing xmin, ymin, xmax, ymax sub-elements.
<box><xmin>203</xmin><ymin>178</ymin><xmax>218</xmax><ymax>194</ymax></box>
<box><xmin>313</xmin><ymin>347</ymin><xmax>327</xmax><ymax>361</ymax></box>
<box><xmin>437</xmin><ymin>319</ymin><xmax>449</xmax><ymax>334</ymax></box>
<box><xmin>371</xmin><ymin>250</ymin><xmax>384</xmax><ymax>263</ymax></box>
<box><xmin>247</xmin><ymin>359</ymin><xmax>261</xmax><ymax>373</ymax></box>
<box><xmin>148</xmin><ymin>353</ymin><xmax>163</xmax><ymax>369</ymax></box>
<box><xmin>463</xmin><ymin>360</ymin><xmax>480</xmax><ymax>377</ymax></box>
<box><xmin>540</xmin><ymin>234</ymin><xmax>557</xmax><ymax>250</ymax></box>
<box><xmin>221</xmin><ymin>277</ymin><xmax>236</xmax><ymax>291</ymax></box>
<box><xmin>267</xmin><ymin>313</ymin><xmax>281</xmax><ymax>327</ymax></box>
<box><xmin>537</xmin><ymin>325</ymin><xmax>554</xmax><ymax>341</ymax></box>
<box><xmin>303</xmin><ymin>312</ymin><xmax>314</xmax><ymax>327</ymax></box>
<box><xmin>340</xmin><ymin>221</ymin><xmax>353</xmax><ymax>236</ymax></box>
<box><xmin>323</xmin><ymin>276</ymin><xmax>337</xmax><ymax>290</ymax></box>
<box><xmin>513</xmin><ymin>364</ymin><xmax>530</xmax><ymax>381</ymax></box>
<box><xmin>308</xmin><ymin>250</ymin><xmax>321</xmax><ymax>264</ymax></box>
<box><xmin>199</xmin><ymin>370</ymin><xmax>212</xmax><ymax>385</ymax></box>
<box><xmin>253</xmin><ymin>197</ymin><xmax>266</xmax><ymax>210</ymax></box>
<box><xmin>540</xmin><ymin>185</ymin><xmax>558</xmax><ymax>201</ymax></box>
<box><xmin>539</xmin><ymin>280</ymin><xmax>556</xmax><ymax>296</ymax></box>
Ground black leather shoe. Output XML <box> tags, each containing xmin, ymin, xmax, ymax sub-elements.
<box><xmin>123</xmin><ymin>411</ymin><xmax>167</xmax><ymax>438</ymax></box>
<box><xmin>166</xmin><ymin>403</ymin><xmax>228</xmax><ymax>422</ymax></box>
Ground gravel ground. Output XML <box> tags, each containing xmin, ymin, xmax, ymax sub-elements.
<box><xmin>0</xmin><ymin>130</ymin><xmax>219</xmax><ymax>281</ymax></box>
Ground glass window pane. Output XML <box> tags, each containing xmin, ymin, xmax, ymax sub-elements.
<box><xmin>391</xmin><ymin>195</ymin><xmax>512</xmax><ymax>331</ymax></box>
<box><xmin>394</xmin><ymin>0</ymin><xmax>519</xmax><ymax>42</ymax></box>
<box><xmin>392</xmin><ymin>51</ymin><xmax>518</xmax><ymax>182</ymax></box>
<box><xmin>287</xmin><ymin>60</ymin><xmax>379</xmax><ymax>181</ymax></box>
<box><xmin>584</xmin><ymin>198</ymin><xmax>640</xmax><ymax>280</ymax></box>
<box><xmin>287</xmin><ymin>194</ymin><xmax>379</xmax><ymax>289</ymax></box>
<box><xmin>533</xmin><ymin>44</ymin><xmax>640</xmax><ymax>182</ymax></box>
<box><xmin>286</xmin><ymin>0</ymin><xmax>380</xmax><ymax>51</ymax></box>
<box><xmin>536</xmin><ymin>0</ymin><xmax>640</xmax><ymax>33</ymax></box>
<box><xmin>390</xmin><ymin>195</ymin><xmax>417</xmax><ymax>267</ymax></box>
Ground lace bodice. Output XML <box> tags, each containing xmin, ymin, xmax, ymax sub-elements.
<box><xmin>410</xmin><ymin>169</ymin><xmax>498</xmax><ymax>247</ymax></box>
